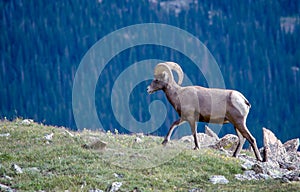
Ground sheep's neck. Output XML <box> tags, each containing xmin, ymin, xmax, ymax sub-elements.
<box><xmin>163</xmin><ymin>83</ymin><xmax>181</xmax><ymax>113</ymax></box>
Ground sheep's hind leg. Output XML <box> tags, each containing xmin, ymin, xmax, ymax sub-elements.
<box><xmin>236</xmin><ymin>123</ymin><xmax>262</xmax><ymax>162</ymax></box>
<box><xmin>162</xmin><ymin>119</ymin><xmax>184</xmax><ymax>146</ymax></box>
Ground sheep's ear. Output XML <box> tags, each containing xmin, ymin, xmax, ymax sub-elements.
<box><xmin>162</xmin><ymin>71</ymin><xmax>169</xmax><ymax>82</ymax></box>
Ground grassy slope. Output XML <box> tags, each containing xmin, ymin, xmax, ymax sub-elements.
<box><xmin>0</xmin><ymin>119</ymin><xmax>299</xmax><ymax>191</ymax></box>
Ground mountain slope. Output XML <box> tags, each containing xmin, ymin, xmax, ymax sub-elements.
<box><xmin>0</xmin><ymin>119</ymin><xmax>299</xmax><ymax>191</ymax></box>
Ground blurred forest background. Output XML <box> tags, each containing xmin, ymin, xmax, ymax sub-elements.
<box><xmin>1</xmin><ymin>0</ymin><xmax>299</xmax><ymax>147</ymax></box>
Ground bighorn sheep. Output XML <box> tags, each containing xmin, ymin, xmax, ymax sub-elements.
<box><xmin>147</xmin><ymin>62</ymin><xmax>262</xmax><ymax>161</ymax></box>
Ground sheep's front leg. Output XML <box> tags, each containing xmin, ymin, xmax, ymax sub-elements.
<box><xmin>188</xmin><ymin>120</ymin><xmax>199</xmax><ymax>150</ymax></box>
<box><xmin>162</xmin><ymin>119</ymin><xmax>184</xmax><ymax>146</ymax></box>
<box><xmin>233</xmin><ymin>128</ymin><xmax>246</xmax><ymax>157</ymax></box>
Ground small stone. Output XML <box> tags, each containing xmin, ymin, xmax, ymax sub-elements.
<box><xmin>244</xmin><ymin>170</ymin><xmax>259</xmax><ymax>180</ymax></box>
<box><xmin>11</xmin><ymin>164</ymin><xmax>23</xmax><ymax>174</ymax></box>
<box><xmin>0</xmin><ymin>183</ymin><xmax>13</xmax><ymax>192</ymax></box>
<box><xmin>0</xmin><ymin>133</ymin><xmax>10</xmax><ymax>137</ymax></box>
<box><xmin>252</xmin><ymin>163</ymin><xmax>264</xmax><ymax>174</ymax></box>
<box><xmin>135</xmin><ymin>133</ymin><xmax>144</xmax><ymax>138</ymax></box>
<box><xmin>89</xmin><ymin>189</ymin><xmax>104</xmax><ymax>192</ymax></box>
<box><xmin>209</xmin><ymin>175</ymin><xmax>229</xmax><ymax>184</ymax></box>
<box><xmin>239</xmin><ymin>157</ymin><xmax>255</xmax><ymax>170</ymax></box>
<box><xmin>135</xmin><ymin>137</ymin><xmax>142</xmax><ymax>143</ymax></box>
<box><xmin>234</xmin><ymin>174</ymin><xmax>245</xmax><ymax>181</ymax></box>
<box><xmin>3</xmin><ymin>175</ymin><xmax>13</xmax><ymax>180</ymax></box>
<box><xmin>106</xmin><ymin>182</ymin><xmax>122</xmax><ymax>192</ymax></box>
<box><xmin>44</xmin><ymin>133</ymin><xmax>54</xmax><ymax>141</ymax></box>
<box><xmin>64</xmin><ymin>130</ymin><xmax>74</xmax><ymax>137</ymax></box>
<box><xmin>24</xmin><ymin>167</ymin><xmax>40</xmax><ymax>173</ymax></box>
<box><xmin>179</xmin><ymin>136</ymin><xmax>193</xmax><ymax>143</ymax></box>
<box><xmin>113</xmin><ymin>173</ymin><xmax>124</xmax><ymax>178</ymax></box>
<box><xmin>83</xmin><ymin>140</ymin><xmax>107</xmax><ymax>150</ymax></box>
<box><xmin>132</xmin><ymin>187</ymin><xmax>142</xmax><ymax>192</ymax></box>
<box><xmin>283</xmin><ymin>138</ymin><xmax>299</xmax><ymax>153</ymax></box>
<box><xmin>188</xmin><ymin>188</ymin><xmax>205</xmax><ymax>192</ymax></box>
<box><xmin>258</xmin><ymin>173</ymin><xmax>271</xmax><ymax>180</ymax></box>
<box><xmin>279</xmin><ymin>161</ymin><xmax>297</xmax><ymax>170</ymax></box>
<box><xmin>281</xmin><ymin>177</ymin><xmax>291</xmax><ymax>183</ymax></box>
<box><xmin>283</xmin><ymin>171</ymin><xmax>300</xmax><ymax>182</ymax></box>
<box><xmin>21</xmin><ymin>119</ymin><xmax>33</xmax><ymax>126</ymax></box>
<box><xmin>267</xmin><ymin>168</ymin><xmax>283</xmax><ymax>179</ymax></box>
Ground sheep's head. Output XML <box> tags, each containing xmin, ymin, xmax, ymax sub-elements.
<box><xmin>147</xmin><ymin>62</ymin><xmax>183</xmax><ymax>94</ymax></box>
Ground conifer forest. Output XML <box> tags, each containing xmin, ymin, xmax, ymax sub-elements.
<box><xmin>1</xmin><ymin>0</ymin><xmax>300</xmax><ymax>147</ymax></box>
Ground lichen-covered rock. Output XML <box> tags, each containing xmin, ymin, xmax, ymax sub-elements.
<box><xmin>263</xmin><ymin>127</ymin><xmax>286</xmax><ymax>162</ymax></box>
<box><xmin>204</xmin><ymin>125</ymin><xmax>219</xmax><ymax>141</ymax></box>
<box><xmin>212</xmin><ymin>134</ymin><xmax>239</xmax><ymax>151</ymax></box>
<box><xmin>179</xmin><ymin>133</ymin><xmax>219</xmax><ymax>147</ymax></box>
<box><xmin>283</xmin><ymin>138</ymin><xmax>299</xmax><ymax>153</ymax></box>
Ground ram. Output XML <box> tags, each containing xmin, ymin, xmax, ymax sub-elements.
<box><xmin>147</xmin><ymin>62</ymin><xmax>262</xmax><ymax>161</ymax></box>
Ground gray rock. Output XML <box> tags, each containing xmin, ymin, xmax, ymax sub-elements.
<box><xmin>83</xmin><ymin>140</ymin><xmax>107</xmax><ymax>150</ymax></box>
<box><xmin>252</xmin><ymin>163</ymin><xmax>265</xmax><ymax>174</ymax></box>
<box><xmin>279</xmin><ymin>161</ymin><xmax>297</xmax><ymax>171</ymax></box>
<box><xmin>106</xmin><ymin>182</ymin><xmax>122</xmax><ymax>192</ymax></box>
<box><xmin>205</xmin><ymin>125</ymin><xmax>219</xmax><ymax>140</ymax></box>
<box><xmin>11</xmin><ymin>164</ymin><xmax>23</xmax><ymax>174</ymax></box>
<box><xmin>239</xmin><ymin>156</ymin><xmax>255</xmax><ymax>170</ymax></box>
<box><xmin>263</xmin><ymin>127</ymin><xmax>286</xmax><ymax>162</ymax></box>
<box><xmin>267</xmin><ymin>168</ymin><xmax>283</xmax><ymax>179</ymax></box>
<box><xmin>3</xmin><ymin>175</ymin><xmax>13</xmax><ymax>180</ymax></box>
<box><xmin>134</xmin><ymin>137</ymin><xmax>142</xmax><ymax>143</ymax></box>
<box><xmin>21</xmin><ymin>119</ymin><xmax>33</xmax><ymax>126</ymax></box>
<box><xmin>282</xmin><ymin>171</ymin><xmax>300</xmax><ymax>182</ymax></box>
<box><xmin>188</xmin><ymin>188</ymin><xmax>205</xmax><ymax>192</ymax></box>
<box><xmin>113</xmin><ymin>173</ymin><xmax>124</xmax><ymax>178</ymax></box>
<box><xmin>209</xmin><ymin>175</ymin><xmax>229</xmax><ymax>184</ymax></box>
<box><xmin>24</xmin><ymin>167</ymin><xmax>40</xmax><ymax>173</ymax></box>
<box><xmin>258</xmin><ymin>173</ymin><xmax>271</xmax><ymax>180</ymax></box>
<box><xmin>179</xmin><ymin>133</ymin><xmax>218</xmax><ymax>147</ymax></box>
<box><xmin>0</xmin><ymin>133</ymin><xmax>10</xmax><ymax>137</ymax></box>
<box><xmin>0</xmin><ymin>183</ymin><xmax>13</xmax><ymax>192</ymax></box>
<box><xmin>197</xmin><ymin>133</ymin><xmax>219</xmax><ymax>147</ymax></box>
<box><xmin>235</xmin><ymin>170</ymin><xmax>259</xmax><ymax>181</ymax></box>
<box><xmin>213</xmin><ymin>134</ymin><xmax>239</xmax><ymax>151</ymax></box>
<box><xmin>235</xmin><ymin>128</ymin><xmax>300</xmax><ymax>182</ymax></box>
<box><xmin>44</xmin><ymin>133</ymin><xmax>54</xmax><ymax>142</ymax></box>
<box><xmin>283</xmin><ymin>138</ymin><xmax>299</xmax><ymax>153</ymax></box>
<box><xmin>89</xmin><ymin>189</ymin><xmax>104</xmax><ymax>192</ymax></box>
<box><xmin>180</xmin><ymin>136</ymin><xmax>193</xmax><ymax>143</ymax></box>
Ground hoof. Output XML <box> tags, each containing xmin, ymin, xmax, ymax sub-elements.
<box><xmin>162</xmin><ymin>140</ymin><xmax>168</xmax><ymax>146</ymax></box>
<box><xmin>193</xmin><ymin>146</ymin><xmax>200</xmax><ymax>150</ymax></box>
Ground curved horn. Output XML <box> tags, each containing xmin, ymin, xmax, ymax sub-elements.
<box><xmin>164</xmin><ymin>62</ymin><xmax>183</xmax><ymax>85</ymax></box>
<box><xmin>154</xmin><ymin>63</ymin><xmax>174</xmax><ymax>83</ymax></box>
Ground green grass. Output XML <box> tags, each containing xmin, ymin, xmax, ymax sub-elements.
<box><xmin>0</xmin><ymin>119</ymin><xmax>299</xmax><ymax>191</ymax></box>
